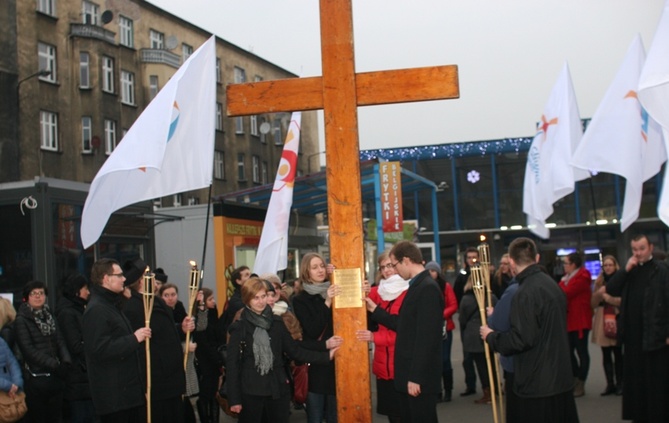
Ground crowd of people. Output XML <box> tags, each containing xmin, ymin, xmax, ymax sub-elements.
<box><xmin>0</xmin><ymin>233</ymin><xmax>667</xmax><ymax>423</ymax></box>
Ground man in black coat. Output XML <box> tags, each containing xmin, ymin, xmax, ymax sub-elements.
<box><xmin>122</xmin><ymin>258</ymin><xmax>194</xmax><ymax>423</ymax></box>
<box><xmin>366</xmin><ymin>241</ymin><xmax>444</xmax><ymax>423</ymax></box>
<box><xmin>82</xmin><ymin>259</ymin><xmax>151</xmax><ymax>423</ymax></box>
<box><xmin>481</xmin><ymin>237</ymin><xmax>579</xmax><ymax>423</ymax></box>
<box><xmin>218</xmin><ymin>266</ymin><xmax>251</xmax><ymax>340</ymax></box>
<box><xmin>453</xmin><ymin>247</ymin><xmax>479</xmax><ymax>397</ymax></box>
<box><xmin>606</xmin><ymin>234</ymin><xmax>669</xmax><ymax>423</ymax></box>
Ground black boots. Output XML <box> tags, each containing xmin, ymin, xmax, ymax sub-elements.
<box><xmin>601</xmin><ymin>362</ymin><xmax>616</xmax><ymax>396</ymax></box>
<box><xmin>441</xmin><ymin>369</ymin><xmax>453</xmax><ymax>402</ymax></box>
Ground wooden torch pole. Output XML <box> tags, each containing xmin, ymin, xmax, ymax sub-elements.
<box><xmin>471</xmin><ymin>264</ymin><xmax>499</xmax><ymax>423</ymax></box>
<box><xmin>184</xmin><ymin>260</ymin><xmax>200</xmax><ymax>370</ymax></box>
<box><xmin>142</xmin><ymin>267</ymin><xmax>155</xmax><ymax>423</ymax></box>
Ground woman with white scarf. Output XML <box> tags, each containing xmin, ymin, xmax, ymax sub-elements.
<box><xmin>226</xmin><ymin>277</ymin><xmax>339</xmax><ymax>423</ymax></box>
<box><xmin>356</xmin><ymin>252</ymin><xmax>409</xmax><ymax>423</ymax></box>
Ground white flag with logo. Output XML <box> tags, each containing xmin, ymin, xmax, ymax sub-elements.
<box><xmin>253</xmin><ymin>112</ymin><xmax>302</xmax><ymax>275</ymax></box>
<box><xmin>523</xmin><ymin>62</ymin><xmax>589</xmax><ymax>239</ymax></box>
<box><xmin>639</xmin><ymin>0</ymin><xmax>669</xmax><ymax>225</ymax></box>
<box><xmin>572</xmin><ymin>35</ymin><xmax>665</xmax><ymax>232</ymax></box>
<box><xmin>81</xmin><ymin>36</ymin><xmax>216</xmax><ymax>248</ymax></box>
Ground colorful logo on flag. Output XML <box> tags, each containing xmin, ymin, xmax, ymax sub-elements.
<box><xmin>274</xmin><ymin>149</ymin><xmax>298</xmax><ymax>191</ymax></box>
<box><xmin>624</xmin><ymin>90</ymin><xmax>649</xmax><ymax>142</ymax></box>
<box><xmin>536</xmin><ymin>115</ymin><xmax>558</xmax><ymax>142</ymax></box>
<box><xmin>167</xmin><ymin>101</ymin><xmax>180</xmax><ymax>142</ymax></box>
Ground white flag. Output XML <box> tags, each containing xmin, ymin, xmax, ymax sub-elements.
<box><xmin>81</xmin><ymin>36</ymin><xmax>217</xmax><ymax>248</ymax></box>
<box><xmin>639</xmin><ymin>0</ymin><xmax>669</xmax><ymax>226</ymax></box>
<box><xmin>523</xmin><ymin>62</ymin><xmax>589</xmax><ymax>239</ymax></box>
<box><xmin>253</xmin><ymin>112</ymin><xmax>302</xmax><ymax>275</ymax></box>
<box><xmin>572</xmin><ymin>35</ymin><xmax>665</xmax><ymax>232</ymax></box>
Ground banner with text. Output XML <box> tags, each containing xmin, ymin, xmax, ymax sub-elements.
<box><xmin>380</xmin><ymin>162</ymin><xmax>404</xmax><ymax>233</ymax></box>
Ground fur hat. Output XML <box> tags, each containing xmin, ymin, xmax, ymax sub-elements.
<box><xmin>123</xmin><ymin>258</ymin><xmax>148</xmax><ymax>287</ymax></box>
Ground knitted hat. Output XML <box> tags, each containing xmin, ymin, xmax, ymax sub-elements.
<box><xmin>424</xmin><ymin>261</ymin><xmax>443</xmax><ymax>277</ymax></box>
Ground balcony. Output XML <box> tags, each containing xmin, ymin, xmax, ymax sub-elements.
<box><xmin>69</xmin><ymin>23</ymin><xmax>116</xmax><ymax>45</ymax></box>
<box><xmin>140</xmin><ymin>49</ymin><xmax>181</xmax><ymax>68</ymax></box>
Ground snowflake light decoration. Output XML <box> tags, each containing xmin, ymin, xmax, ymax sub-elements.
<box><xmin>467</xmin><ymin>170</ymin><xmax>480</xmax><ymax>184</ymax></box>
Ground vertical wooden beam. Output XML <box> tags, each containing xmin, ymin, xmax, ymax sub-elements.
<box><xmin>319</xmin><ymin>0</ymin><xmax>371</xmax><ymax>421</ymax></box>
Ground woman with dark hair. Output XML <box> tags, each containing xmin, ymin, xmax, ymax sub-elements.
<box><xmin>15</xmin><ymin>280</ymin><xmax>71</xmax><ymax>423</ymax></box>
<box><xmin>56</xmin><ymin>273</ymin><xmax>95</xmax><ymax>422</ymax></box>
<box><xmin>292</xmin><ymin>252</ymin><xmax>339</xmax><ymax>423</ymax></box>
<box><xmin>193</xmin><ymin>287</ymin><xmax>224</xmax><ymax>423</ymax></box>
<box><xmin>227</xmin><ymin>277</ymin><xmax>338</xmax><ymax>423</ymax></box>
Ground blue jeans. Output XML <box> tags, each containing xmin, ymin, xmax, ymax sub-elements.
<box><xmin>306</xmin><ymin>392</ymin><xmax>337</xmax><ymax>423</ymax></box>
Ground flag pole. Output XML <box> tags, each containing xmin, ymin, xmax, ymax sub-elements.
<box><xmin>200</xmin><ymin>184</ymin><xmax>213</xmax><ymax>283</ymax></box>
<box><xmin>587</xmin><ymin>176</ymin><xmax>603</xmax><ymax>264</ymax></box>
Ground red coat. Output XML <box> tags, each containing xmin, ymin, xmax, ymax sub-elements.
<box><xmin>559</xmin><ymin>266</ymin><xmax>593</xmax><ymax>336</ymax></box>
<box><xmin>368</xmin><ymin>286</ymin><xmax>407</xmax><ymax>380</ymax></box>
<box><xmin>443</xmin><ymin>282</ymin><xmax>458</xmax><ymax>332</ymax></box>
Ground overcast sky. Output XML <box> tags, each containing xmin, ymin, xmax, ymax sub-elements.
<box><xmin>148</xmin><ymin>0</ymin><xmax>664</xmax><ymax>151</ymax></box>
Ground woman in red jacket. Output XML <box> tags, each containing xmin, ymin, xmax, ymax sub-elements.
<box><xmin>559</xmin><ymin>252</ymin><xmax>593</xmax><ymax>398</ymax></box>
<box><xmin>357</xmin><ymin>252</ymin><xmax>409</xmax><ymax>423</ymax></box>
<box><xmin>425</xmin><ymin>261</ymin><xmax>458</xmax><ymax>403</ymax></box>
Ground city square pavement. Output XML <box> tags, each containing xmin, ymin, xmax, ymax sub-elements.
<box><xmin>222</xmin><ymin>318</ymin><xmax>626</xmax><ymax>422</ymax></box>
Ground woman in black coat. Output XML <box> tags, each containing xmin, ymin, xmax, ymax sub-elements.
<box><xmin>55</xmin><ymin>273</ymin><xmax>95</xmax><ymax>423</ymax></box>
<box><xmin>193</xmin><ymin>287</ymin><xmax>224</xmax><ymax>423</ymax></box>
<box><xmin>15</xmin><ymin>280</ymin><xmax>71</xmax><ymax>423</ymax></box>
<box><xmin>227</xmin><ymin>277</ymin><xmax>337</xmax><ymax>423</ymax></box>
<box><xmin>292</xmin><ymin>253</ymin><xmax>339</xmax><ymax>423</ymax></box>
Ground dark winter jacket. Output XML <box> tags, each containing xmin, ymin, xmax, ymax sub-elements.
<box><xmin>459</xmin><ymin>289</ymin><xmax>497</xmax><ymax>354</ymax></box>
<box><xmin>82</xmin><ymin>285</ymin><xmax>144</xmax><ymax>416</ymax></box>
<box><xmin>292</xmin><ymin>289</ymin><xmax>335</xmax><ymax>395</ymax></box>
<box><xmin>15</xmin><ymin>303</ymin><xmax>71</xmax><ymax>375</ymax></box>
<box><xmin>607</xmin><ymin>258</ymin><xmax>669</xmax><ymax>352</ymax></box>
<box><xmin>486</xmin><ymin>264</ymin><xmax>573</xmax><ymax>398</ymax></box>
<box><xmin>226</xmin><ymin>309</ymin><xmax>330</xmax><ymax>407</ymax></box>
<box><xmin>55</xmin><ymin>295</ymin><xmax>91</xmax><ymax>400</ymax></box>
<box><xmin>123</xmin><ymin>290</ymin><xmax>186</xmax><ymax>401</ymax></box>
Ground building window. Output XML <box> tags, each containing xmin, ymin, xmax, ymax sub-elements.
<box><xmin>104</xmin><ymin>119</ymin><xmax>116</xmax><ymax>154</ymax></box>
<box><xmin>234</xmin><ymin>66</ymin><xmax>246</xmax><ymax>84</ymax></box>
<box><xmin>82</xmin><ymin>1</ymin><xmax>99</xmax><ymax>25</ymax></box>
<box><xmin>102</xmin><ymin>56</ymin><xmax>114</xmax><ymax>93</ymax></box>
<box><xmin>173</xmin><ymin>194</ymin><xmax>182</xmax><ymax>207</ymax></box>
<box><xmin>37</xmin><ymin>0</ymin><xmax>56</xmax><ymax>16</ymax></box>
<box><xmin>237</xmin><ymin>154</ymin><xmax>246</xmax><ymax>181</ymax></box>
<box><xmin>149</xmin><ymin>29</ymin><xmax>164</xmax><ymax>49</ymax></box>
<box><xmin>82</xmin><ymin>116</ymin><xmax>92</xmax><ymax>153</ymax></box>
<box><xmin>149</xmin><ymin>75</ymin><xmax>158</xmax><ymax>100</ymax></box>
<box><xmin>273</xmin><ymin>118</ymin><xmax>283</xmax><ymax>145</ymax></box>
<box><xmin>250</xmin><ymin>115</ymin><xmax>258</xmax><ymax>136</ymax></box>
<box><xmin>79</xmin><ymin>52</ymin><xmax>90</xmax><ymax>88</ymax></box>
<box><xmin>261</xmin><ymin>161</ymin><xmax>269</xmax><ymax>184</ymax></box>
<box><xmin>252</xmin><ymin>156</ymin><xmax>260</xmax><ymax>183</ymax></box>
<box><xmin>214</xmin><ymin>150</ymin><xmax>225</xmax><ymax>180</ymax></box>
<box><xmin>121</xmin><ymin>70</ymin><xmax>135</xmax><ymax>105</ymax></box>
<box><xmin>216</xmin><ymin>103</ymin><xmax>223</xmax><ymax>131</ymax></box>
<box><xmin>187</xmin><ymin>197</ymin><xmax>199</xmax><ymax>206</ymax></box>
<box><xmin>182</xmin><ymin>43</ymin><xmax>193</xmax><ymax>62</ymax></box>
<box><xmin>119</xmin><ymin>15</ymin><xmax>134</xmax><ymax>48</ymax></box>
<box><xmin>38</xmin><ymin>42</ymin><xmax>56</xmax><ymax>82</ymax></box>
<box><xmin>40</xmin><ymin>111</ymin><xmax>58</xmax><ymax>151</ymax></box>
<box><xmin>216</xmin><ymin>58</ymin><xmax>221</xmax><ymax>83</ymax></box>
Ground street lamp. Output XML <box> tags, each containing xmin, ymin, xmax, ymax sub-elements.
<box><xmin>16</xmin><ymin>69</ymin><xmax>52</xmax><ymax>179</ymax></box>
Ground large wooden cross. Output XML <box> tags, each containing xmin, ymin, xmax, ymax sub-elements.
<box><xmin>227</xmin><ymin>1</ymin><xmax>459</xmax><ymax>421</ymax></box>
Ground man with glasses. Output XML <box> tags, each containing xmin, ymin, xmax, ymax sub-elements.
<box><xmin>453</xmin><ymin>247</ymin><xmax>479</xmax><ymax>397</ymax></box>
<box><xmin>365</xmin><ymin>241</ymin><xmax>444</xmax><ymax>423</ymax></box>
<box><xmin>82</xmin><ymin>258</ymin><xmax>151</xmax><ymax>423</ymax></box>
<box><xmin>606</xmin><ymin>234</ymin><xmax>669</xmax><ymax>423</ymax></box>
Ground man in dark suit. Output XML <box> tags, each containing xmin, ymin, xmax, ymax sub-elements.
<box><xmin>366</xmin><ymin>241</ymin><xmax>444</xmax><ymax>423</ymax></box>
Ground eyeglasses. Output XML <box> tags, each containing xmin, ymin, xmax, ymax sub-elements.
<box><xmin>29</xmin><ymin>291</ymin><xmax>45</xmax><ymax>298</ymax></box>
<box><xmin>108</xmin><ymin>273</ymin><xmax>125</xmax><ymax>278</ymax></box>
<box><xmin>563</xmin><ymin>261</ymin><xmax>572</xmax><ymax>266</ymax></box>
<box><xmin>379</xmin><ymin>263</ymin><xmax>394</xmax><ymax>271</ymax></box>
<box><xmin>389</xmin><ymin>261</ymin><xmax>400</xmax><ymax>268</ymax></box>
